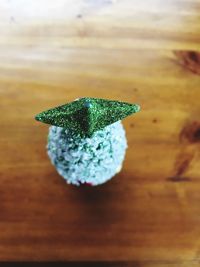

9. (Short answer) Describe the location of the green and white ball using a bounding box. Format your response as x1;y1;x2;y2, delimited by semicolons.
47;121;127;186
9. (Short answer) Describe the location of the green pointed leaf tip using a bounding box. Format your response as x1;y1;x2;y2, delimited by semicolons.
35;97;141;137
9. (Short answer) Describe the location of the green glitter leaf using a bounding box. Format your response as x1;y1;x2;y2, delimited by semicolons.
35;97;140;137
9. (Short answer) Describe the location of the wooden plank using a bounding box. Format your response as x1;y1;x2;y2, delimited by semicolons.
0;0;200;264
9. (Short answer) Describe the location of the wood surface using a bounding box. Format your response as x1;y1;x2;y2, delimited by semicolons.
1;0;200;265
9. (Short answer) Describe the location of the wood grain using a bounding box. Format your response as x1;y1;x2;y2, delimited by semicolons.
1;0;200;264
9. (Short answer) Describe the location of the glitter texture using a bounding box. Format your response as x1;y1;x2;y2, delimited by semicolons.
35;97;140;137
47;121;127;186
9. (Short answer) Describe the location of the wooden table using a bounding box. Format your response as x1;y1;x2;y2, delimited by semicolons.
1;0;200;265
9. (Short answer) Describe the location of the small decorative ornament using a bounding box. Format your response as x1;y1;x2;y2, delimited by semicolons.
35;97;140;186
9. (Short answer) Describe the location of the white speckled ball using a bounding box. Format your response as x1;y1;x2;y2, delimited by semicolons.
47;121;127;186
